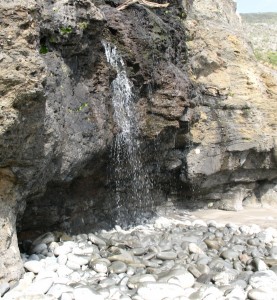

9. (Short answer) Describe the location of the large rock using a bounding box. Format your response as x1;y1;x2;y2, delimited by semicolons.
178;0;277;209
0;0;44;284
0;0;106;283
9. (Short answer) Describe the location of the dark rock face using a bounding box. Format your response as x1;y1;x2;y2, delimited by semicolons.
0;0;276;284
18;0;190;235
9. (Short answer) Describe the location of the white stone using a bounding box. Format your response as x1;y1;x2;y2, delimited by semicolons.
54;243;74;256
108;250;135;264
264;228;277;243
120;296;132;300
47;284;73;298
88;233;106;247
57;265;73;277
58;254;68;265
91;261;109;273
192;219;207;227
0;283;10;297
2;273;35;299
36;270;57;281
249;224;261;234
69;272;81;282
73;286;105;300
67;253;90;265
98;288;110;299
132;296;144;300
137;282;186;300
254;258;268;271
188;243;204;254
66;260;80;271
48;242;59;253
239;225;251;235
60;293;74;300
45;262;59;272
73;246;96;255
195;148;201;154
156;251;177;260
53;277;70;285
248;288;276;300
182;287;196;298
249;270;277;289
158;269;195;289
44;256;57;264
213;270;239;286
99;278;116;288
24;260;44;274
127;274;156;289
225;287;246;300
226;222;239;231
81;265;88;271
107;286;122;300
26;278;54;294
189;285;224;300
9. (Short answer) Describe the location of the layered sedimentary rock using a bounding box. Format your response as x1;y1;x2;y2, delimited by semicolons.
182;0;277;210
0;0;276;284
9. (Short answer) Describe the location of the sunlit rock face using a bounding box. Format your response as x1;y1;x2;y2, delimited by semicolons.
180;0;277;210
0;0;109;284
0;0;276;284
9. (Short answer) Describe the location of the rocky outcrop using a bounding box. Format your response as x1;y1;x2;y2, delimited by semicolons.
0;0;44;284
0;0;189;283
180;0;277;209
0;0;109;284
0;0;276;284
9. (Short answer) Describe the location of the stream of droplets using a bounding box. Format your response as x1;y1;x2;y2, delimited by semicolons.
103;41;152;226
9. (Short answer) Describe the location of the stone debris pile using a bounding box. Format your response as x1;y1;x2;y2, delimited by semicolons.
2;216;277;300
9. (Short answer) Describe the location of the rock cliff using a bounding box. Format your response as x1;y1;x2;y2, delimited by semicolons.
182;0;277;210
0;0;276;284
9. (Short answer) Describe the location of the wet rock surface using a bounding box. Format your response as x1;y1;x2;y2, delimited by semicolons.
4;214;277;299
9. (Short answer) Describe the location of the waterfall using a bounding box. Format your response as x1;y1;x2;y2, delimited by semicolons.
103;41;152;226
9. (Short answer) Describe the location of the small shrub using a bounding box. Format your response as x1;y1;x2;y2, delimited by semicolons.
60;27;72;35
77;102;88;111
78;22;89;30
39;45;48;54
49;36;56;43
254;50;263;61
267;52;277;66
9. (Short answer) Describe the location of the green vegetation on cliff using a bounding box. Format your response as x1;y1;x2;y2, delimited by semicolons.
241;12;277;24
241;13;277;66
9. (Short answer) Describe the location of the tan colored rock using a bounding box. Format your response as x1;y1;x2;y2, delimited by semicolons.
182;0;277;209
0;168;23;284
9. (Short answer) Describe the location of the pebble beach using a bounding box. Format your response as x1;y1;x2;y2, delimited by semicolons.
2;209;277;300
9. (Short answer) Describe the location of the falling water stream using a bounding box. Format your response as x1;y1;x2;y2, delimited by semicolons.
103;42;152;226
